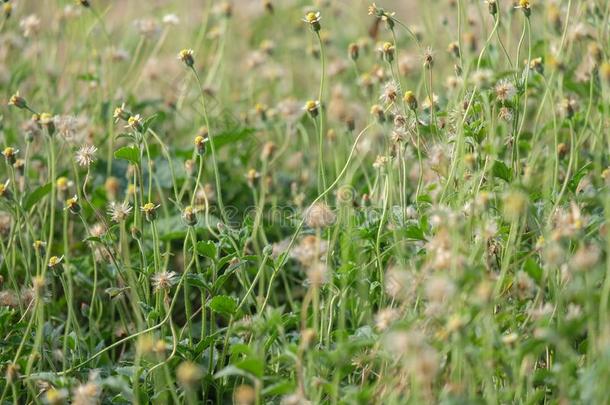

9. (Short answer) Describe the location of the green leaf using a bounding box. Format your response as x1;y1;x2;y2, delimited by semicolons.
403;225;425;241
24;183;52;211
524;257;543;284
211;128;255;149
492;160;512;182
208;295;237;316
114;146;140;165
196;240;217;258
235;357;264;379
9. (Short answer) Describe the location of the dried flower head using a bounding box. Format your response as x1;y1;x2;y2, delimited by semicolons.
107;201;132;222
75;145;98;167
304;202;335;228
152;271;179;291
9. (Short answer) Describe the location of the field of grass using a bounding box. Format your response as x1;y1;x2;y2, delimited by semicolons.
1;0;610;403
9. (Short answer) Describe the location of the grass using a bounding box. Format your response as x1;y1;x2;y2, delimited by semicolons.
1;0;610;403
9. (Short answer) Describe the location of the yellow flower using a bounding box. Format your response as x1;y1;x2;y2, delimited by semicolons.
178;49;195;67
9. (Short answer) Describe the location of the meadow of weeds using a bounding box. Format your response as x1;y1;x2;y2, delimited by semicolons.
0;0;610;403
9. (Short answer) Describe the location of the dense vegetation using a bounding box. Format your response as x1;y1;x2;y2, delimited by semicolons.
1;0;610;403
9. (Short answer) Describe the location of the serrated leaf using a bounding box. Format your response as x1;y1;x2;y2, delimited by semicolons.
114;146;140;165
492;160;512;182
24;182;52;211
196;240;217;258
208;295;237;316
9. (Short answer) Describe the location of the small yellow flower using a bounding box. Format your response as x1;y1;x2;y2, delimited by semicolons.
7;91;26;109
516;0;531;16
113;103;131;122
178;49;195;67
141;202;160;221
2;147;19;164
65;195;80;214
302;11;321;32
0;180;11;199
304;100;320;117
126;114;144;131
48;255;64;269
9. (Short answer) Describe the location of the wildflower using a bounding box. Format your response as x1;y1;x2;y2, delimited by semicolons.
485;0;497;16
48;255;64;270
403;90;418;111
0;180;11;200
75;145;97;167
375;308;399;331
246;169;260;187
498;106;513;122
447;42;460;58
368;3;395;29
178;49;195;67
502;190;528;221
20;14;41;37
176;361;203;388
107;201;132;222
560;96;578;119
65;195;80;214
306;262;329;287
126;114;143;131
516;0;531;17
33;240;46;256
304;100;320;118
141;202;160;222
254;103;268;121
304;202;335;228
529;57;544;74
151;271;179;291
39;113;56;135
72;381;100;405
3;2;12;18
194;134;206;155
380;42;395;62
261;141;276;161
8;91;27;109
302;11;321;32
44;388;68;405
373;155;389;170
348;43;359;61
113;103;131;122
182;206;197;226
2;147;18;165
162;14;180;26
380;81;399;105
423;47;434;69
495;79;517;102
234;385;256;405
369;104;384;123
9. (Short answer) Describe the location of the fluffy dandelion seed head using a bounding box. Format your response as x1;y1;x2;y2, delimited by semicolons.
75;145;98;167
176;361;203;387
72;382;100;405
151;271;179;292
495;79;517;102
234;385;256;405
304;202;335;228
107;201;132;222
